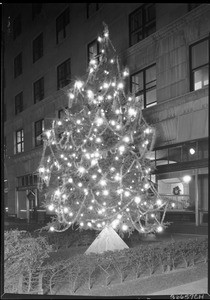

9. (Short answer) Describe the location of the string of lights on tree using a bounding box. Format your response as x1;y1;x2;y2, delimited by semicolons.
38;24;169;235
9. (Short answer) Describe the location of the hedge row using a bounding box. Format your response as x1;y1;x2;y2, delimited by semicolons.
41;237;208;294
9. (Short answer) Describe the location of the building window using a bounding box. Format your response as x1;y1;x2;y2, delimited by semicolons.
129;3;156;47
56;7;70;44
14;53;22;78
15;92;23;115
13;14;21;40
33;33;43;63
131;64;156;109
4;103;6;122
190;37;209;91
188;3;201;11
15;129;24;153
87;39;102;63
35;119;44;147
57;58;71;90
34;77;44;103
32;3;42;19
17;174;38;187
4;136;7;158
87;3;102;18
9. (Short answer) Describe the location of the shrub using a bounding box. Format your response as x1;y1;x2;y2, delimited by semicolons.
4;229;52;294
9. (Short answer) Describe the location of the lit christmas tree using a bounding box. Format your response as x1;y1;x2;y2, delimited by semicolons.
38;25;168;240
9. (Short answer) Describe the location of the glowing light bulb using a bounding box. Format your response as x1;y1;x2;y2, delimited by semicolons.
87;90;94;98
57;121;62;126
98;36;102;42
110;120;116;126
96;137;102;143
111;82;116;87
100;180;106;186
144;183;150;189
119;145;125;153
48;204;54;211
123;136;130;143
78;182;83;187
124;191;130;197
89;206;93;210
156;199;162;206
98;95;103;101
103;82;109;89
96;117;103;126
55;190;61;196
117;82;124;89
183;175;191;183
110;59;114;63
78;166;86;174
76;119;81;124
122;224;128;231
128;97;132;101
87;222;92;227
157;226;163;232
64;207;69;213
134;196;141;204
74;81;83;89
189;148;195;155
92;174;97;179
68;178;73;183
112;219;119;228
69;93;75;99
50;226;55;232
123;69;129;77
90;59;97;65
103;190;109;196
116;124;121;130
46;130;51;138
80;222;84;227
39;167;45;173
151;213;155;218
128;108;137;117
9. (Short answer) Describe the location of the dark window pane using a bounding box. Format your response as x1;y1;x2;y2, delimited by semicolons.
34;77;44;103
129;4;156;46
14;53;22;78
87;3;101;18
35;119;44;146
32;3;42;19
192;40;208;69
33;33;43;63
15;92;23;115
168;147;182;164
57;58;71;89
13;14;21;40
156;148;168;165
56;7;70;44
198;139;208;159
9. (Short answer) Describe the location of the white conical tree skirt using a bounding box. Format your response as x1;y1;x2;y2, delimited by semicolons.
85;225;129;255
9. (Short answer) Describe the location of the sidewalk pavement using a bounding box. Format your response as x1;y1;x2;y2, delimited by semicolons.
147;278;208;295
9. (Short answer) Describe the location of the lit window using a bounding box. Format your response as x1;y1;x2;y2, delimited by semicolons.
131;64;156;109
35;119;44;147
190;37;209;91
15;129;24;153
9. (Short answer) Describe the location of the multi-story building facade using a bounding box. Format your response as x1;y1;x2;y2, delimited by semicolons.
2;3;209;233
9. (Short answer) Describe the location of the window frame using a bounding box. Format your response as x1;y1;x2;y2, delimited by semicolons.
56;7;70;44
33;33;43;63
13;14;21;40
15;91;23;115
130;63;157;109
32;3;42;20
86;3;102;19
57;58;71;90
34;77;44;103
87;39;101;64
14;52;22;78
189;36;210;92
15;128;24;154
129;3;156;47
34;119;44;147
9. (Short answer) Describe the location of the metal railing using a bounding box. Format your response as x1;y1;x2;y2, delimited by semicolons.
159;194;192;211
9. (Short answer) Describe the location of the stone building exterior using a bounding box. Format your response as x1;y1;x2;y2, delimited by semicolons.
2;3;209;233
